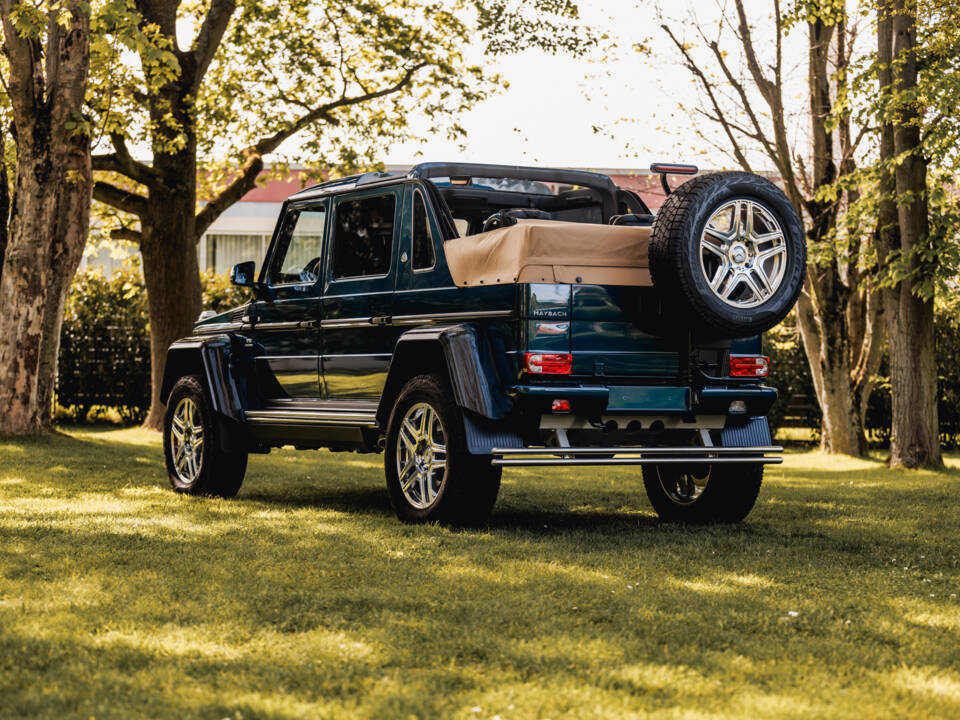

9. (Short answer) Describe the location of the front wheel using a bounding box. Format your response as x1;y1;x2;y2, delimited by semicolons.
163;375;247;498
642;462;763;523
384;374;501;526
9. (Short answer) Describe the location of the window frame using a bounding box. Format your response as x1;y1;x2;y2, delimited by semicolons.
328;190;399;282
264;199;329;289
411;187;437;274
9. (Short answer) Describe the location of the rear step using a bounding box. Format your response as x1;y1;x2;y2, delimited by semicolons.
490;445;782;467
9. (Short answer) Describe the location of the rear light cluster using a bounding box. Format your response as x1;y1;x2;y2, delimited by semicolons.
524;352;572;375
729;355;770;377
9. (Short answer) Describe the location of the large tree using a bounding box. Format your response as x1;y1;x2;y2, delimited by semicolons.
90;0;592;429
0;0;93;435
661;0;882;455
872;0;952;467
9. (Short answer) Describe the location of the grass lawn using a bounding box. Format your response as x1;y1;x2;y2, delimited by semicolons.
1;428;959;720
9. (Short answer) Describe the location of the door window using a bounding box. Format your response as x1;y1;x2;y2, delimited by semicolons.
412;190;436;272
331;194;396;279
267;205;327;286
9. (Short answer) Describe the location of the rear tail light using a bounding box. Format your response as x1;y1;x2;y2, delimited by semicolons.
551;398;571;412
729;355;770;377
525;352;572;375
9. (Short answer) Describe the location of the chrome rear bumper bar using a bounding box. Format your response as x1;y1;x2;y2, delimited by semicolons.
490;445;783;467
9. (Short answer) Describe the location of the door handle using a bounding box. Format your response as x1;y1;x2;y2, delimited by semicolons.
370;315;393;326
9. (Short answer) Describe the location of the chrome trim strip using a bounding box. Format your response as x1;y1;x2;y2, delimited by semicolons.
391;309;514;326
319;310;512;329
245;409;377;427
492;457;782;466
493;445;782;456
194;322;243;334
252;321;314;331
320;318;373;329
490;444;782;467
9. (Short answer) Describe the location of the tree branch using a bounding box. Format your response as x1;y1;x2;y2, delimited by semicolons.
110;227;143;243
93;181;148;217
194;62;431;237
189;0;236;92
92;133;162;189
732;0;806;215
0;2;42;115
661;24;753;173
194;154;263;239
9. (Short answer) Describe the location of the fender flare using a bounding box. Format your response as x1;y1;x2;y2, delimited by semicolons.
376;323;514;428
160;335;244;423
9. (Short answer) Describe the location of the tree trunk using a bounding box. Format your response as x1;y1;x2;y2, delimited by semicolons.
0;130;9;281
0;2;92;435
796;282;867;455
877;3;942;468
139;177;203;430
36;155;92;427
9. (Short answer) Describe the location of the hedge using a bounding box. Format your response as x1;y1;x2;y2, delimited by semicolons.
56;264;248;424
764;309;960;449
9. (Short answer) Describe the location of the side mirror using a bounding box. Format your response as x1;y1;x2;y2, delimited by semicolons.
230;261;256;287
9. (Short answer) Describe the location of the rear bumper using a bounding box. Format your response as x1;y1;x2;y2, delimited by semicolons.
491;444;782;467
512;383;777;416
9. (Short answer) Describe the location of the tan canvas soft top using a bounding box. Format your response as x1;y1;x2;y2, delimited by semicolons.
442;219;651;287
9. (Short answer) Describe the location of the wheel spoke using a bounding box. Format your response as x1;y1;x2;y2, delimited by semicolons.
757;244;786;263
752;230;784;245
742;272;765;302
172;414;186;432
402;418;420;442
417;471;428;504
701;236;727;259
751;265;774;296
399;426;417;454
709;263;729;291
744;203;755;235
703;226;732;244
718;271;740;300
399;457;416;491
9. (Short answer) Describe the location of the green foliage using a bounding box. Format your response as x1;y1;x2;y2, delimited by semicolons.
200;269;251;314
2;429;960;717
57;263;150;424
56;265;251;423
764;309;960;449
763;316;821;439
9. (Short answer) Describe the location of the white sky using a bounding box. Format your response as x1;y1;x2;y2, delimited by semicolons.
380;0;814;172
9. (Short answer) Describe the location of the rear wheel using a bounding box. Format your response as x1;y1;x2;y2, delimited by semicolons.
384;374;501;526
642;462;763;523
163;375;247;498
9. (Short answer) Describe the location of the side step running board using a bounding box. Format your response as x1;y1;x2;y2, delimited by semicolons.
490;445;783;467
245;409;377;427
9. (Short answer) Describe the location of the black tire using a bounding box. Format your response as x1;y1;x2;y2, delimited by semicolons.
649;172;805;337
163;375;247;498
384;374;501;526
642;462;763;523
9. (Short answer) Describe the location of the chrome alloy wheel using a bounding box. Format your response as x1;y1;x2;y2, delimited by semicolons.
395;402;447;509
170;397;204;484
699;199;787;308
657;466;711;506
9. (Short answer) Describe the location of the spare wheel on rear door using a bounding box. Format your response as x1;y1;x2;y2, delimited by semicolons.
648;171;805;337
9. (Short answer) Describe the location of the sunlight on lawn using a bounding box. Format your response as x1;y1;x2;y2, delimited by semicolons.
0;428;958;719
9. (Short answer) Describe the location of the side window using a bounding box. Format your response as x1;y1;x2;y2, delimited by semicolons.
267;205;326;286
332;194;396;279
412;190;436;272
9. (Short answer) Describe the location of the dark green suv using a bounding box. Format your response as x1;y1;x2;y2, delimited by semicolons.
160;162;805;525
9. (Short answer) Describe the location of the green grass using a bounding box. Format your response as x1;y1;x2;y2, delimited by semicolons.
1;429;959;720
